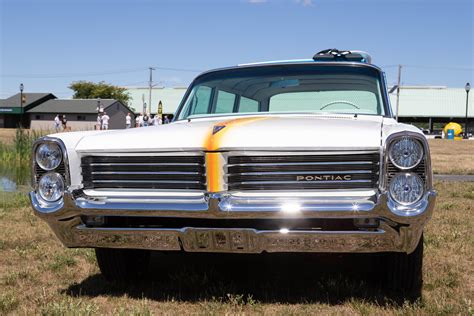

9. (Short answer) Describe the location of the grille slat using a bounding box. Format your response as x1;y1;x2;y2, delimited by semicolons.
227;153;380;191
81;155;205;190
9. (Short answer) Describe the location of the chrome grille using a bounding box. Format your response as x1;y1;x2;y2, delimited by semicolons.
34;163;66;186
227;152;380;190
81;155;205;190
387;160;426;183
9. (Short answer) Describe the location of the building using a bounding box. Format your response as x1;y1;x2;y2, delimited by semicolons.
124;87;186;117
0;93;56;128
388;86;474;132
27;99;134;130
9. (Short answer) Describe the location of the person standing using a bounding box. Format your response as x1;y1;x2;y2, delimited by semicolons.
96;114;102;130
148;114;153;126
143;112;149;127
54;114;61;132
125;113;132;129
153;114;162;126
61;115;68;131
138;113;144;127
101;111;110;130
164;115;170;124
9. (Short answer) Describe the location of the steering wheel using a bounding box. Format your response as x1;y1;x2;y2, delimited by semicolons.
319;100;360;110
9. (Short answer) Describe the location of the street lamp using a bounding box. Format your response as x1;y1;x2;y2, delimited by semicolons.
465;82;471;139
19;83;24;127
96;98;103;130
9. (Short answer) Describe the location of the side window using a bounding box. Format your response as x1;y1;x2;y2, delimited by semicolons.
239;97;259;113
215;90;236;113
190;86;212;116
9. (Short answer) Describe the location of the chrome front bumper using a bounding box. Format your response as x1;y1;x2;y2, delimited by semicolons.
30;190;436;254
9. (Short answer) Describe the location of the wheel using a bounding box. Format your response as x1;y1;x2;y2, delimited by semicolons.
95;248;151;282
385;234;423;300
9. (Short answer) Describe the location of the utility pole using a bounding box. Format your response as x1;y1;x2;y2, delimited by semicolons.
395;65;402;121
148;67;155;114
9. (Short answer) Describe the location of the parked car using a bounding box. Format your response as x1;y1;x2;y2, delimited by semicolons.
30;49;435;298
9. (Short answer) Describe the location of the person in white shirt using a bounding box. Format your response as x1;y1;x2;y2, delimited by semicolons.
148;114;153;126
96;114;102;130
54;114;61;132
125;113;132;129
101;112;110;130
153;114;161;126
138;113;144;127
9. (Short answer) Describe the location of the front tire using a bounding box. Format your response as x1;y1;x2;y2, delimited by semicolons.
95;248;151;282
385;234;423;300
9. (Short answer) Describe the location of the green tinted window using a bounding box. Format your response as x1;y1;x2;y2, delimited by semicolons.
215;90;235;113
270;91;380;114
189;86;212;116
239;97;259;113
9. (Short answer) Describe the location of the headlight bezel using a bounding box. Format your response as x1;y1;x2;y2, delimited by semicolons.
35;142;63;171
388;136;424;170
384;132;432;208
32;137;69;202
388;172;425;205
37;172;65;202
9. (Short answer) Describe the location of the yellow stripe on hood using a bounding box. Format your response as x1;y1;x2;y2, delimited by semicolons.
204;116;269;192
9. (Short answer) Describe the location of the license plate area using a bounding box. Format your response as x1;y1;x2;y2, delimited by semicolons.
181;228;260;253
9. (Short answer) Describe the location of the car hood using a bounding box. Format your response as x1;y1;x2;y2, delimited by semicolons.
74;114;384;153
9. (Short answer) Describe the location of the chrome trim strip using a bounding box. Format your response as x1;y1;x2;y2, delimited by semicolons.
227;161;376;167
89;163;202;166
229;170;373;176
226;150;380;156
30;190;435;224
92;180;202;184
231;180;373;185
90;171;201;175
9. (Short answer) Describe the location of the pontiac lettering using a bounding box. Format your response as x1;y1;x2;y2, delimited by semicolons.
296;175;352;181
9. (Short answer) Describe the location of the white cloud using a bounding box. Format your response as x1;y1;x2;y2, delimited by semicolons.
247;0;268;4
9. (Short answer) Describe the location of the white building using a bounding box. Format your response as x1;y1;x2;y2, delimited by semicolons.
124;87;187;116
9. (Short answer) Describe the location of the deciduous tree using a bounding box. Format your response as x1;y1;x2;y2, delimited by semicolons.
69;81;131;105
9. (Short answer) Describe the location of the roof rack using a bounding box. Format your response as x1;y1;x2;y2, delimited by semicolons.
313;49;372;64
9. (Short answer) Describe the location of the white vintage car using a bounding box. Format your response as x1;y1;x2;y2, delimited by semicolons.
30;49;435;298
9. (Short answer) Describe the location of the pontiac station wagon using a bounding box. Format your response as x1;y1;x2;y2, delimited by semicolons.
30;49;435;298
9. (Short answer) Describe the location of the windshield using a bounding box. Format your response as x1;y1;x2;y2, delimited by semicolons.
176;64;387;120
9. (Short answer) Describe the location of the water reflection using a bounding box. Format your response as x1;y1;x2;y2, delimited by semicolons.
0;162;31;192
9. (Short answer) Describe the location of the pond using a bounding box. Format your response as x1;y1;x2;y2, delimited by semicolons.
0;162;31;193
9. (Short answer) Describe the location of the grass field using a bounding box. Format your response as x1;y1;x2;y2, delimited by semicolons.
0;181;473;314
429;139;474;175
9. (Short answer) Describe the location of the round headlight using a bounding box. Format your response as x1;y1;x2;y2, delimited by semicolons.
38;172;64;202
389;173;424;205
35;143;62;170
389;137;423;169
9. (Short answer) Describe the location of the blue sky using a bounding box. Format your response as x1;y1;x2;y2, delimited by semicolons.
0;0;472;98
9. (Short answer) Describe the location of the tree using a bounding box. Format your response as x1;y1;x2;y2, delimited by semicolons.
69;81;131;105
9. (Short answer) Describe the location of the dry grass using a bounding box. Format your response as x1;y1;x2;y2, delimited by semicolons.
0;182;473;314
428;139;474;175
0;129;17;145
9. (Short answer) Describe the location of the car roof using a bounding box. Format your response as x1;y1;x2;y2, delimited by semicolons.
194;60;383;81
